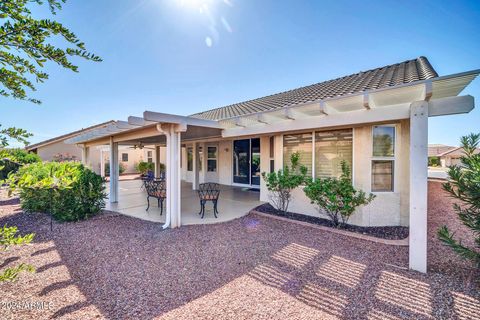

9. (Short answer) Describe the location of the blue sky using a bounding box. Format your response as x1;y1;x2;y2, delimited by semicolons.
1;0;479;147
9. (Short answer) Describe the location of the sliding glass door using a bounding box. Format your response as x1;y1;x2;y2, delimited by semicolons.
233;138;260;187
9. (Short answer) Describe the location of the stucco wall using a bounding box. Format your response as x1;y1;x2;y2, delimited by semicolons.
259;122;410;227
37;141;82;162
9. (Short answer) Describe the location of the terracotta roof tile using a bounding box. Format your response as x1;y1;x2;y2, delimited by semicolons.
191;56;438;121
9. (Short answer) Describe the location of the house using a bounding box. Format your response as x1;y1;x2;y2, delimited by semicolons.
436;146;480;167
65;56;479;273
26;121;150;176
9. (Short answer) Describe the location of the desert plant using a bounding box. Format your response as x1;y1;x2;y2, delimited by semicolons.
261;152;308;213
6;161;106;222
438;133;480;268
0;224;35;282
304;162;375;228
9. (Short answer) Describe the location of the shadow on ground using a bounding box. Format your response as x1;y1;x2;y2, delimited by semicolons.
0;182;479;319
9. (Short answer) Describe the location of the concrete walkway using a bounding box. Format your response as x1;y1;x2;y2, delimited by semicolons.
105;180;263;225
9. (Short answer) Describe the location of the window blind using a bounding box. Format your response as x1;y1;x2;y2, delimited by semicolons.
315;129;353;178
283;133;312;176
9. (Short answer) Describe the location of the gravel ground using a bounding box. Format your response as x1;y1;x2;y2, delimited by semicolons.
253;203;409;240
0;182;479;320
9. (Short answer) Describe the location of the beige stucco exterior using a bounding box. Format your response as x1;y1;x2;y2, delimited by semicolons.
179;120;410;227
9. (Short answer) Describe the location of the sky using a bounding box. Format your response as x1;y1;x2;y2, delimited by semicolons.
1;0;479;147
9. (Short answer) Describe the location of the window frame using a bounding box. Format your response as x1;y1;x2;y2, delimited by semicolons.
121;153;128;162
147;150;153;163
187;147;193;172
206;146;217;172
371;124;397;193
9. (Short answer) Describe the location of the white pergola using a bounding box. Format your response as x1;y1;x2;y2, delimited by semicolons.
65;69;479;273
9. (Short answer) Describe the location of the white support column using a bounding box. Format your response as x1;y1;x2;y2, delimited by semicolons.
81;145;90;167
100;150;106;177
159;123;185;229
199;142;206;183
192;142;199;190
109;137;119;203
155;145;161;177
409;101;429;273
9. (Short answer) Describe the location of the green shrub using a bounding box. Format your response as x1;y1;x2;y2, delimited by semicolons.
261;152;308;213
104;162;126;176
428;156;441;167
135;161;156;175
6;162;106;222
303;162;375;228
0;148;41;180
438;133;480;268
0;225;35;282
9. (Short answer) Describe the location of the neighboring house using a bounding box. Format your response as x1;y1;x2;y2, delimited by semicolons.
26;122;147;175
428;144;455;158
436;146;480;167
65;56;479;272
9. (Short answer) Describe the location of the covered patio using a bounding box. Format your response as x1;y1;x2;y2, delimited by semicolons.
105;180;262;225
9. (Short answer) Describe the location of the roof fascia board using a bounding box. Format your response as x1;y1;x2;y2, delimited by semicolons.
218;69;479;123
143;111;222;129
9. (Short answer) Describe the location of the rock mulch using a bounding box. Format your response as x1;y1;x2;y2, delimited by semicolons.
0;182;479;319
253;203;409;240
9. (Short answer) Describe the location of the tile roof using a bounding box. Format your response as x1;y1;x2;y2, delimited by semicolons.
191;56;438;121
26;120;115;150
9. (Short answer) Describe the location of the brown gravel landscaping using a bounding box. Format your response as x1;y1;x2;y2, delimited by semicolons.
1;181;479;319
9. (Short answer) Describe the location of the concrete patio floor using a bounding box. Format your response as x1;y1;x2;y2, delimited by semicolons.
105;180;263;225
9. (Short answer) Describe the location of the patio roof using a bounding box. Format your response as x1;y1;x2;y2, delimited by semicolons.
65;57;479;146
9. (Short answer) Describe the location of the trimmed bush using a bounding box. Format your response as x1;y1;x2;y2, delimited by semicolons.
7;162;106;222
0;148;41;180
303;162;375;228
104;162;126;176
135;161;156;175
428;156;441;167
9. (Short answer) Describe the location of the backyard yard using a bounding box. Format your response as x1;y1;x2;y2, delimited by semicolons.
0;181;478;320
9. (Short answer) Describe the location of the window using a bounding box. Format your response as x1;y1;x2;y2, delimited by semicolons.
207;146;217;172
269;136;275;173
371;125;395;191
283;133;312;176
315;129;352;178
198;146;203;171
147;151;153;163
187;147;193;171
121;153;128;162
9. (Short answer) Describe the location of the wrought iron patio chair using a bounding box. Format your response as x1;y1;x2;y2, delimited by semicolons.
141;170;155;190
145;179;166;214
197;182;220;219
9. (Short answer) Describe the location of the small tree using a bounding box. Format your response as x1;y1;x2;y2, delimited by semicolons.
261;152;307;213
438;133;480;268
303;162;375;228
0;224;35;282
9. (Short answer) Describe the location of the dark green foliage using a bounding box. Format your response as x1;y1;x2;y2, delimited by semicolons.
104;162;126;176
303;162;375;228
0;148;41;179
0;125;32;147
428;156;441;167
135;161;157;175
7;161;106;221
438;133;480;268
0;0;101;147
0;0;102;104
0;224;35;282
261;152;308;213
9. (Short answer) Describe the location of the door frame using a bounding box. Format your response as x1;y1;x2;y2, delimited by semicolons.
232;138;261;189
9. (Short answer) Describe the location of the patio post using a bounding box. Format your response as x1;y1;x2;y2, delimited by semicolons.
158;123;186;229
409;101;428;273
109;136;119;203
192;141;199;190
199;142;206;183
155;145;161;177
100;149;105;177
81;144;90;167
